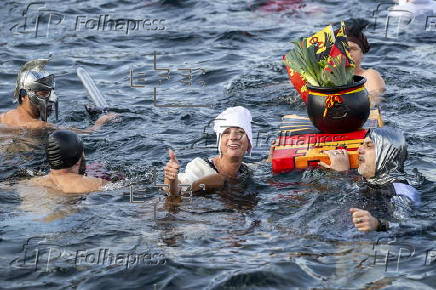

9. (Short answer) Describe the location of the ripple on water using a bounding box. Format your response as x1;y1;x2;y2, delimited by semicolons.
0;0;435;288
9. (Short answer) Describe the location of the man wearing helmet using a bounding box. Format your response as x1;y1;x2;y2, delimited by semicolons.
0;59;116;131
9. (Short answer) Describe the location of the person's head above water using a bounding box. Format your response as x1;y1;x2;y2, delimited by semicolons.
343;18;371;69
46;130;86;175
14;59;58;122
213;106;253;157
345;18;370;54
358;127;408;184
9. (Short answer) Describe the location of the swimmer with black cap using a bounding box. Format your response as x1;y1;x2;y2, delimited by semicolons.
344;19;386;107
0;59;117;131
31;130;107;194
320;127;420;232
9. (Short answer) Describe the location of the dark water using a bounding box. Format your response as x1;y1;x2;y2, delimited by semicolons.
1;0;435;289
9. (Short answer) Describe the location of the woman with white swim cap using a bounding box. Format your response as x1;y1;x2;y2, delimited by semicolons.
163;106;253;196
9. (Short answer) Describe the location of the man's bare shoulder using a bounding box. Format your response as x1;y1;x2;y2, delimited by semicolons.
29;175;58;190
80;175;105;188
28;174;104;194
0;109;55;129
31;176;47;185
0;110;12;123
63;175;104;194
363;68;386;96
363;68;383;78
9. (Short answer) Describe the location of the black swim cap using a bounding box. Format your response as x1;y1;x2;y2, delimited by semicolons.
46;130;84;169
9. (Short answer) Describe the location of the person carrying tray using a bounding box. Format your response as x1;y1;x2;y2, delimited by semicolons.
320;127;420;232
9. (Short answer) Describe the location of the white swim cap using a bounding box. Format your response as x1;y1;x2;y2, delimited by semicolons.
214;106;253;153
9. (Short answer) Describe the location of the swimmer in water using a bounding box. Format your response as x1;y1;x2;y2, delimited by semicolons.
163;106;253;196
345;19;386;107
0;59;117;131
31;130;107;194
319;127;420;232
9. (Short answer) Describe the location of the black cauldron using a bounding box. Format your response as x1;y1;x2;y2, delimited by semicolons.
306;75;370;133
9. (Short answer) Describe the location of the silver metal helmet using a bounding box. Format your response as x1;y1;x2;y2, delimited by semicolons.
14;59;58;122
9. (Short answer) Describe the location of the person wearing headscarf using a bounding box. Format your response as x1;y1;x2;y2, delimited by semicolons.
320;127;420;232
163;106;253;195
344;19;386;107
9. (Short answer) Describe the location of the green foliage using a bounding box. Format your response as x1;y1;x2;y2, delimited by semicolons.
283;40;354;87
321;56;355;87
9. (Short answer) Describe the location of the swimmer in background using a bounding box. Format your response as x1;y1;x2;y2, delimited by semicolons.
320;127;420;232
0;59;117;132
345;19;386;107
163;106;253;196
30;130;107;194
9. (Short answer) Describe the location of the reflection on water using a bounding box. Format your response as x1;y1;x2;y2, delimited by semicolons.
15;181;84;222
0;128;49;181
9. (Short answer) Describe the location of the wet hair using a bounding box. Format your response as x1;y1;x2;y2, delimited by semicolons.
46;130;84;170
344;18;371;54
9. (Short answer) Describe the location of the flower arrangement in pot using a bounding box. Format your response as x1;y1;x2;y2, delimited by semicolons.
283;22;370;133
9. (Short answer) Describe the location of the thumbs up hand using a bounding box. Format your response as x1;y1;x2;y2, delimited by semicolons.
164;149;180;181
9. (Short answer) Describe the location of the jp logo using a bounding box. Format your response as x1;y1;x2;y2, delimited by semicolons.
10;236;67;272
9;2;64;38
372;236;416;272
372;1;436;38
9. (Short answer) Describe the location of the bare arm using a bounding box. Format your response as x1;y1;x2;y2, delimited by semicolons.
364;69;386;106
191;173;226;194
0;111;119;133
164;176;180;196
59;112;120;134
65;176;106;194
349;195;416;233
163;150;181;195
